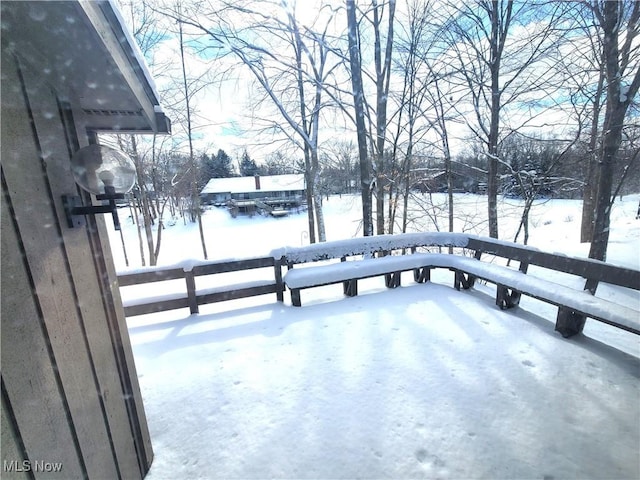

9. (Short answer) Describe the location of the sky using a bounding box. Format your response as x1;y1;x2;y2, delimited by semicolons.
113;193;640;479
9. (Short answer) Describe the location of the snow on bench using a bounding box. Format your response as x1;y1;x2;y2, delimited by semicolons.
276;232;470;307
275;233;639;338
284;253;441;306
284;253;436;289
442;255;639;335
272;231;469;264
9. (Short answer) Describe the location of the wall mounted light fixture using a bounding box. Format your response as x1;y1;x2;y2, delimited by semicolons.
62;144;136;231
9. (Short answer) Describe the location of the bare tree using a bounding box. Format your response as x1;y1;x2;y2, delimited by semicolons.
177;8;208;259
111;0;171;265
580;63;606;243
448;0;515;238
157;0;339;242
499;133;580;245
564;3;608;243
116;0;217;266
264;151;297;175
387;0;436;235
115;134;156;265
286;3;332;242
446;1;567;239
347;0;374;236
368;0;396;235
321;140;358;195
588;0;640;261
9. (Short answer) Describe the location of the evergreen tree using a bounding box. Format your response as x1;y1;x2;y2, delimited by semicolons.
202;149;235;179
201;152;213;178
217;149;234;177
239;149;259;176
212;149;234;178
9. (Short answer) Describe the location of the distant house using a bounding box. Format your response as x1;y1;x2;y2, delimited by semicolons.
201;174;306;216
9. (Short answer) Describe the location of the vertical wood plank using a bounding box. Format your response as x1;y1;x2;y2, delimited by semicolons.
75;129;154;476
274;258;284;302
1;181;84;478
185;270;199;314
24;63;146;478
92;227;154;476
1;381;33;480
2;52;119;479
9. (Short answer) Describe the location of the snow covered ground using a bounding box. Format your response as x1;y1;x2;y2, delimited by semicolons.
110;194;640;480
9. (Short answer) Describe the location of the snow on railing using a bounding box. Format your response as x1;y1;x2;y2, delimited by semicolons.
270;231;470;263
117;231;639;337
117;255;282;317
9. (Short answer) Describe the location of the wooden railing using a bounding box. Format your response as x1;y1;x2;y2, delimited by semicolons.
465;236;640;294
117;233;639;339
117;256;283;317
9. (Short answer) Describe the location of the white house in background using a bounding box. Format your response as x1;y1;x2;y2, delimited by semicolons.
201;174;306;216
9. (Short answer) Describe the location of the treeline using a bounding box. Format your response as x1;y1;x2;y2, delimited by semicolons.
199;133;640;201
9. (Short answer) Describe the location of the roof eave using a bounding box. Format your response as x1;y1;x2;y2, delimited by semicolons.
79;1;170;134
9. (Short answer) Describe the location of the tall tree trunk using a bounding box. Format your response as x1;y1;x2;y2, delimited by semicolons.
433;75;454;245
312;179;326;242
401;147;413;234
118;227;129;267
140;192;156;265
373;0;396;235
387;182;395;234
303;154;316;244
153;197;169;263
580;61;605;243
589;0;640;261
290;9;322;243
513;196;534;245
179;14;207;259
445;149;454;254
347;0;373;236
589;108;625;261
310;149;325;242
487;0;508;239
132;198;146;266
130;135;156;265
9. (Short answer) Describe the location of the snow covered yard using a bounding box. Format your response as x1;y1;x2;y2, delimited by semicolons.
130;278;639;479
115;194;640;479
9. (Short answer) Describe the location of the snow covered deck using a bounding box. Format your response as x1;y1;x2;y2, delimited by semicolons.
128;272;640;479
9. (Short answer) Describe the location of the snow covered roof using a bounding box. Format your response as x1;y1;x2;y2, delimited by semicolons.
201;174;305;194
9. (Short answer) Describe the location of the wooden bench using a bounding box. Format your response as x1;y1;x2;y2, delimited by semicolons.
285;253;441;306
275;233;639;338
440;253;638;336
462;235;640;337
275;232;469;307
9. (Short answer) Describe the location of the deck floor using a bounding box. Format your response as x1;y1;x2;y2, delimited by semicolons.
127;276;640;480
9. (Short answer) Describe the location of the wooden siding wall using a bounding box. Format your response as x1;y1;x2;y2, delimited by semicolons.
1;49;152;478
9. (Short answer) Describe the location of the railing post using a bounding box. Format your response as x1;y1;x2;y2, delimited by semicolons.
465;249;483;286
184;269;199;314
555;307;586;338
274;257;284;302
385;272;401;288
